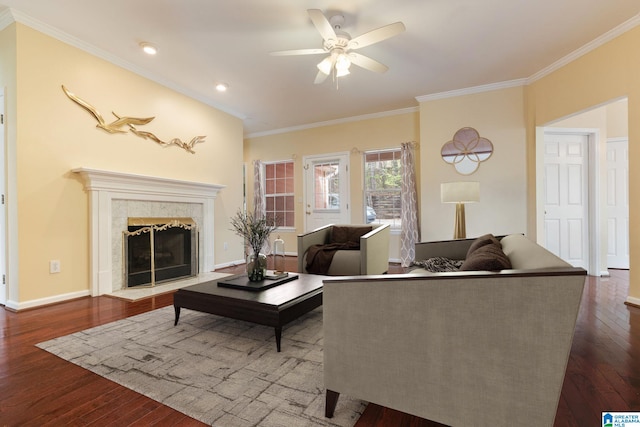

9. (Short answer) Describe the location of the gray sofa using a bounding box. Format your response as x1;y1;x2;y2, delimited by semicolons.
323;233;586;427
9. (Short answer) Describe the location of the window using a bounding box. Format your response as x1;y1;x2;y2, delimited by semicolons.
312;161;340;210
264;161;294;228
364;149;402;227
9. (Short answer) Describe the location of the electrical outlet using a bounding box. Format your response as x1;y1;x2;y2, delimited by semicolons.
224;242;229;251
50;260;61;274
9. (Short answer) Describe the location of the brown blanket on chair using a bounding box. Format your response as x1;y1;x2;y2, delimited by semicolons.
305;241;360;274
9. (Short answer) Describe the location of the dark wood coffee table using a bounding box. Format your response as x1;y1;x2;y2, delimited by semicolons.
173;272;325;352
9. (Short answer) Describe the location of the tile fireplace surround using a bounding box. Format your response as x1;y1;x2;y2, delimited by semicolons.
73;168;225;296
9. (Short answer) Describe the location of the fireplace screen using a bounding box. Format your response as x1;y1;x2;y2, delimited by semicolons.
124;217;198;288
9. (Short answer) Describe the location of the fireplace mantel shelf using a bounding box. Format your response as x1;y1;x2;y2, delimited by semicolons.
72;167;224;296
72;167;225;198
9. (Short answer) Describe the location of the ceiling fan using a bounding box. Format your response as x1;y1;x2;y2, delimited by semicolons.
270;9;405;84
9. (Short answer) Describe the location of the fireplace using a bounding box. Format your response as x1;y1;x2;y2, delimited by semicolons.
124;218;198;287
72;167;224;296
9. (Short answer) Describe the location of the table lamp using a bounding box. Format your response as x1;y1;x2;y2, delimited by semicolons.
441;181;480;239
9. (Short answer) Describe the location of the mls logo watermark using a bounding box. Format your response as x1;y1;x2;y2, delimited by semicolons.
603;412;640;427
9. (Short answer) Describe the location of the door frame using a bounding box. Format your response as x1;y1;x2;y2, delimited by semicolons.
302;152;350;232
0;89;4;305
605;136;630;269
537;127;601;276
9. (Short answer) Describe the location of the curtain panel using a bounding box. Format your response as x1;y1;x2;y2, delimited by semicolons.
400;142;420;267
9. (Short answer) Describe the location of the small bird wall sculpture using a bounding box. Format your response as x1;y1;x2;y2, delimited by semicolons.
61;85;205;153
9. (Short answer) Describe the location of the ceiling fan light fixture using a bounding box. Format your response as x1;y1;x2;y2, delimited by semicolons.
335;53;351;73
317;56;333;75
336;68;350;78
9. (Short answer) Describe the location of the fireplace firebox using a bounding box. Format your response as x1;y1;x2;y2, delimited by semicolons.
124;218;198;288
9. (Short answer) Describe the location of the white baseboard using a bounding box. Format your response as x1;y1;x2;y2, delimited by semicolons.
213;259;246;270
600;270;611;277
5;290;91;311
625;296;640;308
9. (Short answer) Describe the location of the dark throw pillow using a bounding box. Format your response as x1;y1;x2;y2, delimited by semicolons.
460;241;512;271
465;233;501;258
330;226;373;244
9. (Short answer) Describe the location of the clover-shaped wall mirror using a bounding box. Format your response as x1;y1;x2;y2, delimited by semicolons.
441;127;493;175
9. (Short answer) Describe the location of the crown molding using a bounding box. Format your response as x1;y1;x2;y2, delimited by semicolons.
528;13;640;83
245;106;419;139
416;79;527;103
0;8;15;31
5;8;245;120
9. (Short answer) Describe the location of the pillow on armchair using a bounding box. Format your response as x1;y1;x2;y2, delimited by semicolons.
330;226;372;245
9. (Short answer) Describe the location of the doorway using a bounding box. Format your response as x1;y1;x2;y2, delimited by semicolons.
538;98;629;276
303;152;350;232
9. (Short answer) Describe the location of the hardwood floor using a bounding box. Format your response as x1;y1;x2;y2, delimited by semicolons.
0;262;638;426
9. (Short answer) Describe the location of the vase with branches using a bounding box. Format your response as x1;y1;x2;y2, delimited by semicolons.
230;210;278;281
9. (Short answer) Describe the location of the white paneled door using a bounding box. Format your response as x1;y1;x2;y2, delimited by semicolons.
543;133;589;269
606;138;629;269
303;153;350;232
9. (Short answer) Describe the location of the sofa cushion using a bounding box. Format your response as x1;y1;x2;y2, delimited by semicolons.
330;226;372;244
460;234;512;271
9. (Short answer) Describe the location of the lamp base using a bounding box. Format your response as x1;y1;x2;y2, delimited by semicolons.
453;203;466;239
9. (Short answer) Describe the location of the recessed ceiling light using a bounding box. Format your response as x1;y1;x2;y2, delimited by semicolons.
140;42;157;55
215;83;229;92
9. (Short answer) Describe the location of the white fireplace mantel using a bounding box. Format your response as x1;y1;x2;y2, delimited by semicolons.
73;167;225;296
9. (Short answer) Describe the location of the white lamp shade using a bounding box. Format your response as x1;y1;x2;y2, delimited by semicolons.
317;57;333;75
441;181;480;203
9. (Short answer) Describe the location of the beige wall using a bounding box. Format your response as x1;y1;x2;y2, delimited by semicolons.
244;111;420;260
607;99;629;138
526;26;640;303
419;86;528;241
4;24;245;307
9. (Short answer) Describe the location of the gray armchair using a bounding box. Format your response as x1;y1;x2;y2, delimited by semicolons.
297;223;390;276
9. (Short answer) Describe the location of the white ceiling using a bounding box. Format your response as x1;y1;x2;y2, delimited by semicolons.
1;1;638;136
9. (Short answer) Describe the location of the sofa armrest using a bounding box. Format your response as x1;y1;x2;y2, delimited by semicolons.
323;270;585;426
360;224;390;274
296;224;332;272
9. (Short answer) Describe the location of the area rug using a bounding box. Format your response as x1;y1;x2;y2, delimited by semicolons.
36;307;365;426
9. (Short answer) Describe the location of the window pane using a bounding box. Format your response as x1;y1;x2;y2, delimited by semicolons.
265;163;275;179
265;178;275;194
285;212;294;227
285;195;294;211
313;161;339;209
364;149;402;227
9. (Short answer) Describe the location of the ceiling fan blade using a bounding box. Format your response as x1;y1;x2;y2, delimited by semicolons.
348;22;405;50
270;48;327;56
314;70;329;84
349;53;389;73
307;9;337;43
